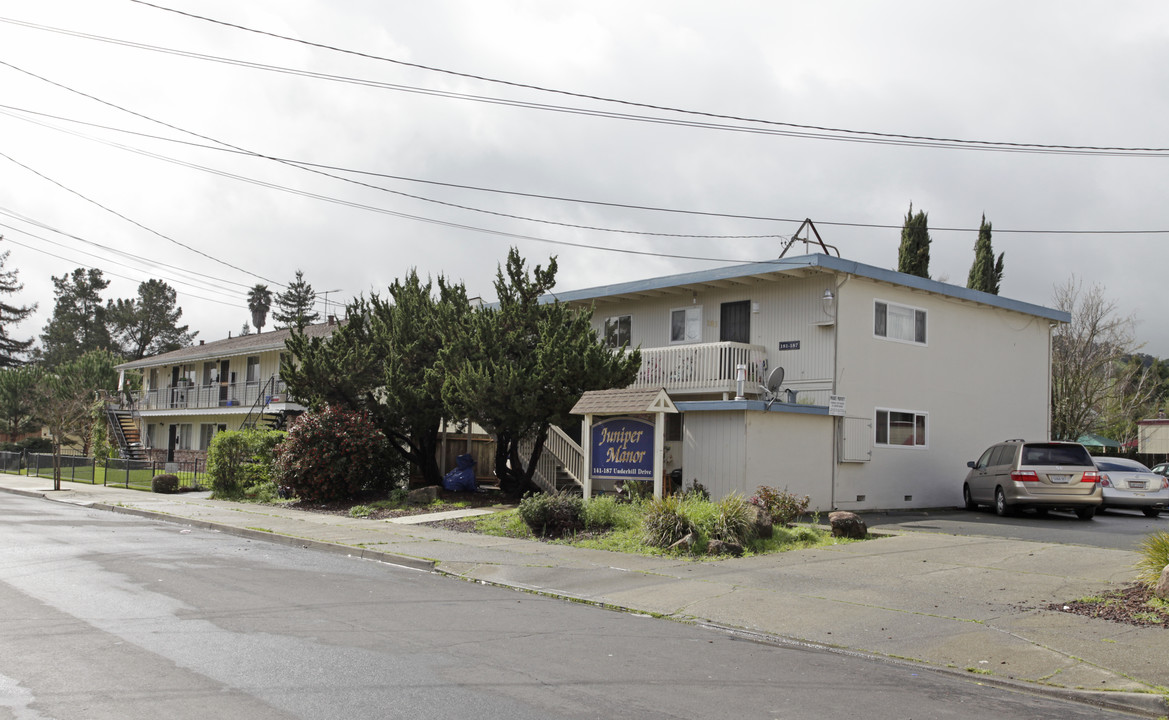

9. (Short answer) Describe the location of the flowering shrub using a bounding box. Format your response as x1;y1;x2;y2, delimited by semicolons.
273;405;388;503
749;485;810;526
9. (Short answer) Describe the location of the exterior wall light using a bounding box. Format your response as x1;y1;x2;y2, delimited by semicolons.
822;288;836;317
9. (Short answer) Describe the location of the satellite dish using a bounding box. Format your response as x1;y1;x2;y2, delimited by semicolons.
765;366;785;394
760;366;785;409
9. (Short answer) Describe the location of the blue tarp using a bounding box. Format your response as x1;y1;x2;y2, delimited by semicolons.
442;453;478;492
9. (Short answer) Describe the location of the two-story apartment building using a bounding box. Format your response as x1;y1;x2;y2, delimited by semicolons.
113;321;337;463
549;253;1068;511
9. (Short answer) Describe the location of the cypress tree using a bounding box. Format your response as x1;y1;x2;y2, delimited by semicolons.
897;204;931;279
966;214;1005;294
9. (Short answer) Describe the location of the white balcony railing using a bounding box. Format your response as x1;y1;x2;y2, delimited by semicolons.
630;342;767;395
129;377;293;411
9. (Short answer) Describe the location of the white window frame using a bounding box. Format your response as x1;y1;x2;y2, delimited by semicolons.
246;356;261;384
874;407;928;449
603;315;632;349
669;306;703;344
199;423;218;450
874;299;927;346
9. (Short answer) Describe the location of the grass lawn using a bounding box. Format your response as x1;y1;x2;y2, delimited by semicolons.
469;497;861;559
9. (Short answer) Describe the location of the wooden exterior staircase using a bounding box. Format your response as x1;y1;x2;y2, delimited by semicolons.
520;425;585;495
105;407;148;461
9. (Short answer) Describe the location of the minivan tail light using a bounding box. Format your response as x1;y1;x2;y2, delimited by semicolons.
1011;470;1039;482
1081;470;1101;484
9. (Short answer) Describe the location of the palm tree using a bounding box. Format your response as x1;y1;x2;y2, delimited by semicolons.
247;284;273;333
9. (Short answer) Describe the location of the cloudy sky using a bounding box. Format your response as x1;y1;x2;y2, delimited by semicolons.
2;1;1168;354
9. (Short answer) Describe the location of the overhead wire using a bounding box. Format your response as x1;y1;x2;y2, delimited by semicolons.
4;102;1168;238
121;2;1169;157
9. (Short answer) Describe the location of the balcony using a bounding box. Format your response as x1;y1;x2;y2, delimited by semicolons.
629;342;767;396
128;376;295;412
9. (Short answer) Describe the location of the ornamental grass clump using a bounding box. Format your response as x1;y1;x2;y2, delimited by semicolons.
709;492;756;546
642;494;695;548
1135;531;1169;588
517;491;585;538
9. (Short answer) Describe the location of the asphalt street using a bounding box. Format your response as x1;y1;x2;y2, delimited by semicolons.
0;493;1147;720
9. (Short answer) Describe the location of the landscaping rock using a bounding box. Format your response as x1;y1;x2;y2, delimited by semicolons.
746;504;774;539
707;539;744;557
1155;565;1169;601
829;511;867;539
150;474;179;494
406;485;440;505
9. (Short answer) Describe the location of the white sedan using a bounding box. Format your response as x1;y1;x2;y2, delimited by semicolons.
1095;457;1169;517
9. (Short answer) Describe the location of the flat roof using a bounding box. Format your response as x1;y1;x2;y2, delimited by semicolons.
543;253;1070;323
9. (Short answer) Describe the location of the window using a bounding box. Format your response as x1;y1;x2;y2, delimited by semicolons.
603;315;631;349
670;306;703;344
202;362;219;386
874;301;926;344
199;424;218;450
875;409;927;448
246;356;260;384
178;424;193;450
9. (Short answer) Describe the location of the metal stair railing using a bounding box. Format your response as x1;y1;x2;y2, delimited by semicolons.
239;376;276;430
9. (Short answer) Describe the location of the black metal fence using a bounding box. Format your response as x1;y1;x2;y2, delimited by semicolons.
12;453;205;491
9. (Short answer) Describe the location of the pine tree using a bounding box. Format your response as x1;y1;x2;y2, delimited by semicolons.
39;268;113;368
897;204;931;279
108;279;195;360
273;270;320;329
0;246;35;368
966;214;1005;294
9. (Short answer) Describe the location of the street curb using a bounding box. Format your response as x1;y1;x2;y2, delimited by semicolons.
89;501;438;573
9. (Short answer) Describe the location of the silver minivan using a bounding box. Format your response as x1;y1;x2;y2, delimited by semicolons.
962;440;1102;519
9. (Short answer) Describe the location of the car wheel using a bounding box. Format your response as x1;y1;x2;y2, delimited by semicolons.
1143;507;1161;518
963;484;977;511
1075;506;1096;520
994;488;1011;517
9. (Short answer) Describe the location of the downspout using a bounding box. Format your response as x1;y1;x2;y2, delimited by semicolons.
1047;322;1055;441
829;274;850;512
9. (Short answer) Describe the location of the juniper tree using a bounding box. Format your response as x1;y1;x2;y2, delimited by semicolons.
0;246;35;368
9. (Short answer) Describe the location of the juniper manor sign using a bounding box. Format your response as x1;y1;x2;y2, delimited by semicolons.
590;417;655;479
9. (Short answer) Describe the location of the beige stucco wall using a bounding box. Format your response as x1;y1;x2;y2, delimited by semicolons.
831;275;1053;509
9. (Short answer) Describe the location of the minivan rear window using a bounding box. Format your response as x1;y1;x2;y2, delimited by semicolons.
1021;443;1093;466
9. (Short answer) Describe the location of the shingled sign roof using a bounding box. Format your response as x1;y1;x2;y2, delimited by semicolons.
570;388;677;416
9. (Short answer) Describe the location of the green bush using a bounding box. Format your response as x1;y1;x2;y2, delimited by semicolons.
583;495;624;531
207;428;286;498
642;494;695;548
273;405;389;503
517;491;584;537
150;473;179;494
1135;531;1169;587
749;485;810;525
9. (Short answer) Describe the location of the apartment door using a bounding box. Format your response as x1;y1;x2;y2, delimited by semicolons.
720;301;751;379
219;360;230;405
167;424;178;463
720;300;751;343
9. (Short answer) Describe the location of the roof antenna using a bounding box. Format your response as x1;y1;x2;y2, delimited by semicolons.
779;218;841;258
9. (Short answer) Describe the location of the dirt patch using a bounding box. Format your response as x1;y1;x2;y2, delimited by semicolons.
1047;584;1169;629
290;490;509;521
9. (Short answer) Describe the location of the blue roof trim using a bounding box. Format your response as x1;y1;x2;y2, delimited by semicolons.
543;253;1070;323
674;400;829;415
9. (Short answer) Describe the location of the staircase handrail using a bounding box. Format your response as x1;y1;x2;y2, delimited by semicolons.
519;425;584;494
239;376;276;430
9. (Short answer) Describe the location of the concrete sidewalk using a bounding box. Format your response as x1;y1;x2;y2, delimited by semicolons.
2;473;1166;717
